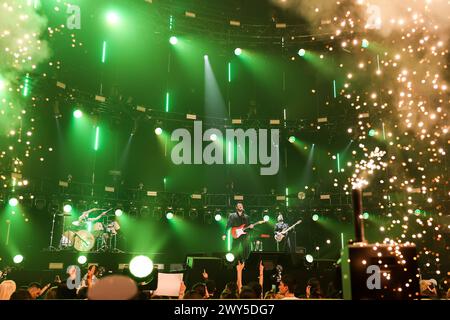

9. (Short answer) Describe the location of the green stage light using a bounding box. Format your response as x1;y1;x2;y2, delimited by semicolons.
298;49;306;57
9;198;18;207
129;256;154;278
73;109;83;118
166;212;174;220
312;214;319;221
362;212;370;219
115;209;123;217
225;253;235;262
155;127;163;135
214;214;222;221
234;48;242;56
288;136;296;143
13;255;24;264
63;204;72;213
0;78;5;91
263;215;270;222
362;39;369;48
106;11;120;26
204;55;208;60
169;36;178;45
305;254;314;263
77;255;87;264
368;129;376;137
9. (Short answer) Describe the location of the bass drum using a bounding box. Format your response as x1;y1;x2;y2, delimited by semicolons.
73;230;95;252
60;231;75;247
106;221;120;235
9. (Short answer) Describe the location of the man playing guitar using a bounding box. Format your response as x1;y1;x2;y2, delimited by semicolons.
222;202;254;262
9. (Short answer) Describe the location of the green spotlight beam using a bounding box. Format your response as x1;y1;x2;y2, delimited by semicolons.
228;62;231;83
94;126;100;151
337;153;341;172
165;92;170;112
22;75;30;97
227;141;232;163
102;41;107;64
333;80;337;98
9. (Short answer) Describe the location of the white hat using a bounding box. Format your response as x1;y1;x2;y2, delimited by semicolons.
429;279;437;286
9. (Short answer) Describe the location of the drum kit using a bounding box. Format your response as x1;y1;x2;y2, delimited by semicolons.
57;211;121;252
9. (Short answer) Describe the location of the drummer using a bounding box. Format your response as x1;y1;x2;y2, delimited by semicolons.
76;208;111;226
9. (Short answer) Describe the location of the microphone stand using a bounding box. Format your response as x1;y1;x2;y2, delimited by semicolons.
48;208;58;251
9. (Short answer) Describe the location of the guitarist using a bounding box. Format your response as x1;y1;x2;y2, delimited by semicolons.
274;214;292;253
222;202;253;262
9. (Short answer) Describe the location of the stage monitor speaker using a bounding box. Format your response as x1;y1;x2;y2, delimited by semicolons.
340;243;420;299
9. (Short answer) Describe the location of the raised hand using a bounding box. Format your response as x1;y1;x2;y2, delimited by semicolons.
202;269;208;279
178;281;186;299
236;261;245;272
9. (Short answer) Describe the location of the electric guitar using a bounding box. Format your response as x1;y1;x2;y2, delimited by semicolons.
274;219;302;242
231;220;266;239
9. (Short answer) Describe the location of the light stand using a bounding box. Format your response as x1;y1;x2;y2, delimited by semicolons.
47;208;58;251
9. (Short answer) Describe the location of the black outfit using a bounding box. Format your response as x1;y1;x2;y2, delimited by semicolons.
224;212;251;262
274;221;293;253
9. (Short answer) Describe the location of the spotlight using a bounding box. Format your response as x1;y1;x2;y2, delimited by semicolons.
169;36;178;45
312;214;319;221
234;48;242;56
115;209;123;217
73;109;83;118
263;215;270;222
204;55;208;60
166;212;174;220
368;129;376;137
189;208;198;220
204;211;213;224
288;136;296;143
129;256;154;278
63;204;72;213
305;254;314;263
13;255;24;264
361;39;369;48
0;78;5;91
362;212;370;219
9;198;18;207
77;255;87;264
214;214;222;221
298;49;306;57
225;253;235;262
154;127;163;135
210;133;217;141
106;11;120;26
